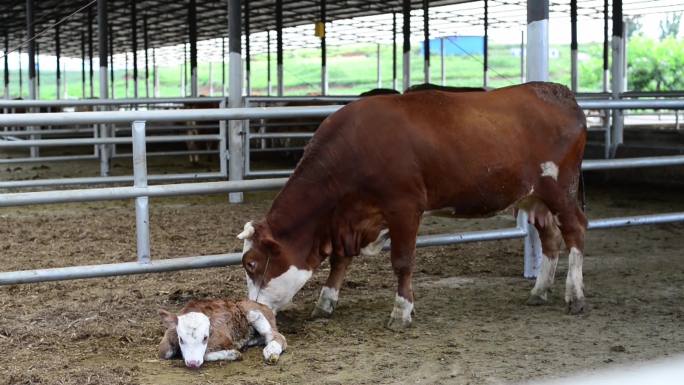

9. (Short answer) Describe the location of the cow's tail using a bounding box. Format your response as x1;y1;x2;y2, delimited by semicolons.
578;162;586;212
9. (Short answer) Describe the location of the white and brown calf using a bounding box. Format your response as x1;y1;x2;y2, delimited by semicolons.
158;298;286;369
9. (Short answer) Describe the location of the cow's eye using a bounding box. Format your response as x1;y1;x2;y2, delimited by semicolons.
203;336;208;344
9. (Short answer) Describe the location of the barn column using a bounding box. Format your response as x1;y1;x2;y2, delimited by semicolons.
221;37;226;96
98;0;108;99
88;8;94;98
392;12;397;90
144;12;149;98
18;48;22;98
245;0;251;96
602;0;609;92
109;24;114;98
189;0;198;97
526;0;548;82
228;0;244;203
98;0;110;176
3;32;8;99
611;0;624;156
55;25;61;99
81;31;86;98
131;0;139;98
440;37;445;85
125;52;129;97
153;48;159;97
423;0;429;83
570;0;578;92
320;0;328;95
26;0;36;100
267;31;272;95
36;44;40;98
522;0;549;278
276;0;284;96
402;0;410;90
376;44;381;88
483;0;488;88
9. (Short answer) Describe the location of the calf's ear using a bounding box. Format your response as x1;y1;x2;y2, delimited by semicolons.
158;309;178;328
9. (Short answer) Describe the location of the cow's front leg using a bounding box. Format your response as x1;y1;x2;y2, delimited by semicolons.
311;254;352;318
386;212;420;331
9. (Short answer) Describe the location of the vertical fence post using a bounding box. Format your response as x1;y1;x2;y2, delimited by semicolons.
219;98;228;178
132;120;151;264
518;210;542;278
99;108;110;177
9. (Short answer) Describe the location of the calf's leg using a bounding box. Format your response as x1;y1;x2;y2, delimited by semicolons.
247;310;287;364
204;349;242;362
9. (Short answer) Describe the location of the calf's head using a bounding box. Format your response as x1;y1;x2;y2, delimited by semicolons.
237;221;312;312
159;309;210;369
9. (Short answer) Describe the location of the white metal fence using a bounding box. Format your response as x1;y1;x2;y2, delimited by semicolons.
1;99;684;285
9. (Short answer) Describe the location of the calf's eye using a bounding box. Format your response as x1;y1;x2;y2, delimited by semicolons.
203;336;208;344
179;337;185;345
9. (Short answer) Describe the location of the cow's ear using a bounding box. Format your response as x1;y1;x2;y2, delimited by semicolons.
237;221;256;240
159;309;178;328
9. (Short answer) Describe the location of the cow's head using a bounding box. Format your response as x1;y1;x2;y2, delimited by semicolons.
159;309;210;369
237;221;312;312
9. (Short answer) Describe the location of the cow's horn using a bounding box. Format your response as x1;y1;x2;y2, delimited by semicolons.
237;221;255;240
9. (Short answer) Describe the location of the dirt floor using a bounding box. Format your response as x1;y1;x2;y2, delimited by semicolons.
2;158;684;385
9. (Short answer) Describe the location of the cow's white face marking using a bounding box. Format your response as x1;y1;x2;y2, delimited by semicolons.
390;294;414;324
176;312;210;368
540;161;559;181
565;247;584;302
237;221;255;253
247;266;313;312
360;229;389;256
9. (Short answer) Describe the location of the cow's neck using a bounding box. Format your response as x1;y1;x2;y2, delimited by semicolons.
266;171;340;269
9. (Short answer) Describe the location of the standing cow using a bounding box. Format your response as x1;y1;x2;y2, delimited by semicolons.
237;82;588;330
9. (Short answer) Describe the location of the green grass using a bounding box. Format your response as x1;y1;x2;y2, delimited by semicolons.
4;38;682;99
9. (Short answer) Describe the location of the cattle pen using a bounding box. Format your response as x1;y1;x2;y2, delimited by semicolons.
1;97;684;285
2;0;684;383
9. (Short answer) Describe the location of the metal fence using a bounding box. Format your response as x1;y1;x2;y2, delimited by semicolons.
1;99;684;285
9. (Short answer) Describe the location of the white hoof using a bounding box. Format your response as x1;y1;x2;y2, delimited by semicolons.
263;341;283;365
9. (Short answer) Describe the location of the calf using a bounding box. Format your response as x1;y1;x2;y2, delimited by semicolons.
158;298;287;368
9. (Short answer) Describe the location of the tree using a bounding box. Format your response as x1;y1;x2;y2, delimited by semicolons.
627;16;643;38
659;12;682;40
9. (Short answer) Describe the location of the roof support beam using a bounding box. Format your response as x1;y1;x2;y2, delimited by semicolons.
26;0;36;99
81;30;86;99
525;0;549;82
228;0;244;203
570;0;578;92
402;0;410;90
483;0;488;87
4;32;10;99
88;7;94;98
423;0;429;83
55;24;61;99
144;12;149;98
188;0;198;97
320;0;327;95
392;12;396;90
131;0;138;98
276;0;283;96
245;0;251;96
98;0;108;99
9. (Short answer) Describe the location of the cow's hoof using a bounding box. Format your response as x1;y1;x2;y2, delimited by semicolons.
567;298;586;315
265;354;280;365
386;315;412;331
526;293;548;306
311;305;334;319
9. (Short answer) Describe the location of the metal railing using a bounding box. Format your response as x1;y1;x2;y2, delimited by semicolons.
1;99;684;285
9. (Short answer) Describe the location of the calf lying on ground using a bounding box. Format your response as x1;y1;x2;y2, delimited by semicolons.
158;299;287;369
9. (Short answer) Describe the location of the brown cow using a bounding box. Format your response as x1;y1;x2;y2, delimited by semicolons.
404;82;487;93
237;82;588;329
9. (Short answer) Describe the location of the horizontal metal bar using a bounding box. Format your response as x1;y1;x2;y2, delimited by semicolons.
578;99;684;110
588;212;684;230
0;253;242;285
112;149;218;158
245;169;296;177
0;172;225;189
0;135;221;148
246;96;357;103
248;132;314;139
1;128;96;136
413;227;527;247
0;97;224;108
582;155;684;170
0;106;345;126
0;178;288;206
0;154;98;164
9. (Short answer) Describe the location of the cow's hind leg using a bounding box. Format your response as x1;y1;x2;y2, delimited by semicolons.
385;211;421;331
526;202;563;306
558;204;588;314
311;254;352;318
